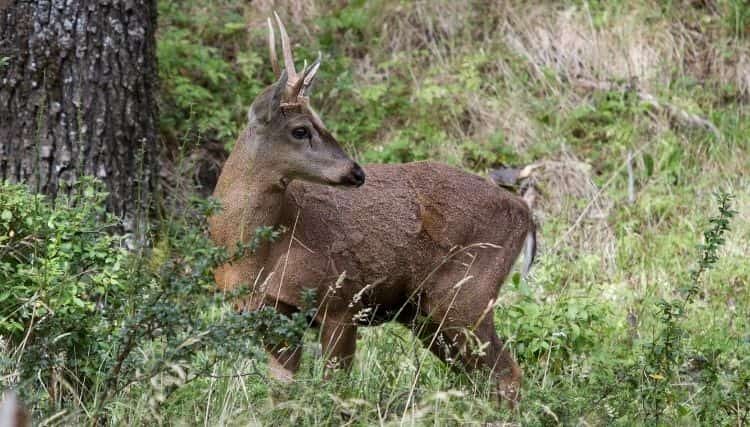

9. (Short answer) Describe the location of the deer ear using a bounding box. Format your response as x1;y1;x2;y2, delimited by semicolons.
267;70;288;123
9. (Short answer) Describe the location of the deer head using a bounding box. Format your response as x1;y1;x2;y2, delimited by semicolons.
245;13;365;189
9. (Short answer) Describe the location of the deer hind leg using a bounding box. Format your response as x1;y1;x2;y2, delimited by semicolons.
410;313;520;408
267;346;302;383
447;309;521;409
407;312;459;366
473;317;522;408
416;260;521;408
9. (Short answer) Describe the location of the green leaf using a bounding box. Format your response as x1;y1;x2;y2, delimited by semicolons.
511;272;521;286
664;147;682;172
643;153;654;178
1;210;12;221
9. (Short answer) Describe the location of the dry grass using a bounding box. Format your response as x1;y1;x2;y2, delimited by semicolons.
515;153;616;270
503;3;679;90
250;0;319;26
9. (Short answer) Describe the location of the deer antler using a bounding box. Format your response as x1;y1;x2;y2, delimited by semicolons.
274;12;297;82
267;12;322;109
267;18;280;77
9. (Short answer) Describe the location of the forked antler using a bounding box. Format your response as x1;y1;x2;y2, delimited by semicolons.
267;12;321;108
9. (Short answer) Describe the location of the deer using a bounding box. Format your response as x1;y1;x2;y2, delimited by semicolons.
208;13;536;407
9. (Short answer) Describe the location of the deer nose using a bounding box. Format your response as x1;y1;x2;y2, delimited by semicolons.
344;163;366;187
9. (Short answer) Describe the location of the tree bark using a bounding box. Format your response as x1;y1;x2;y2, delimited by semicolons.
0;0;158;223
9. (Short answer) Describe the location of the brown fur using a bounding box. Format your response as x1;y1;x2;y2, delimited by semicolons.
210;115;533;406
209;20;534;406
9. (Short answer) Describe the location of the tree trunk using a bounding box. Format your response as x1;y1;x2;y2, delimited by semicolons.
0;0;158;223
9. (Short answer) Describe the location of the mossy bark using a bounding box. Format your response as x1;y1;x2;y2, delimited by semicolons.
0;0;158;222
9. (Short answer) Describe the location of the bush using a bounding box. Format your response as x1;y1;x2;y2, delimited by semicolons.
0;179;129;397
0;180;314;424
497;273;614;371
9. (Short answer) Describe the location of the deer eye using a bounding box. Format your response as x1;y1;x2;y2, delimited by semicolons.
291;126;310;140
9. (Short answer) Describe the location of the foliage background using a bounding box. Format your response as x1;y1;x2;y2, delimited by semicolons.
2;0;749;425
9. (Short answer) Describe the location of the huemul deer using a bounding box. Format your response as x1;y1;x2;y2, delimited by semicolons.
209;14;536;406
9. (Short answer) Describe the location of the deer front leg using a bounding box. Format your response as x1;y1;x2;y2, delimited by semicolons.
266;344;302;383
264;300;303;382
265;341;303;407
320;317;357;373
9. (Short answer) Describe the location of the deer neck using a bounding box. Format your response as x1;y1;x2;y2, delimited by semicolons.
214;127;287;248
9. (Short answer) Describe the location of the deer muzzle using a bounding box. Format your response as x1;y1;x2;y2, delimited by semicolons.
340;162;366;187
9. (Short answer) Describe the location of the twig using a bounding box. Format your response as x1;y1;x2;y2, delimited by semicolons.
553;143;651;251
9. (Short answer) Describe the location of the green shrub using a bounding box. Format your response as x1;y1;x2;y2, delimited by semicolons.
497;273;614;372
0;181;315;424
0;179;128;391
637;191;740;423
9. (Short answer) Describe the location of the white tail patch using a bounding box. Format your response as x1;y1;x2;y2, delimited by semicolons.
522;229;537;279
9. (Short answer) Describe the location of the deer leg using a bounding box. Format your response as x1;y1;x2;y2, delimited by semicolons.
472;317;522;408
266;344;302;383
264;301;303;382
409;316;461;367
412;316;520;408
416;266;522;408
319;317;357;372
265;338;303;407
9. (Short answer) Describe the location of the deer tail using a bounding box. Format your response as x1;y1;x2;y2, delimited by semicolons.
521;222;537;279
